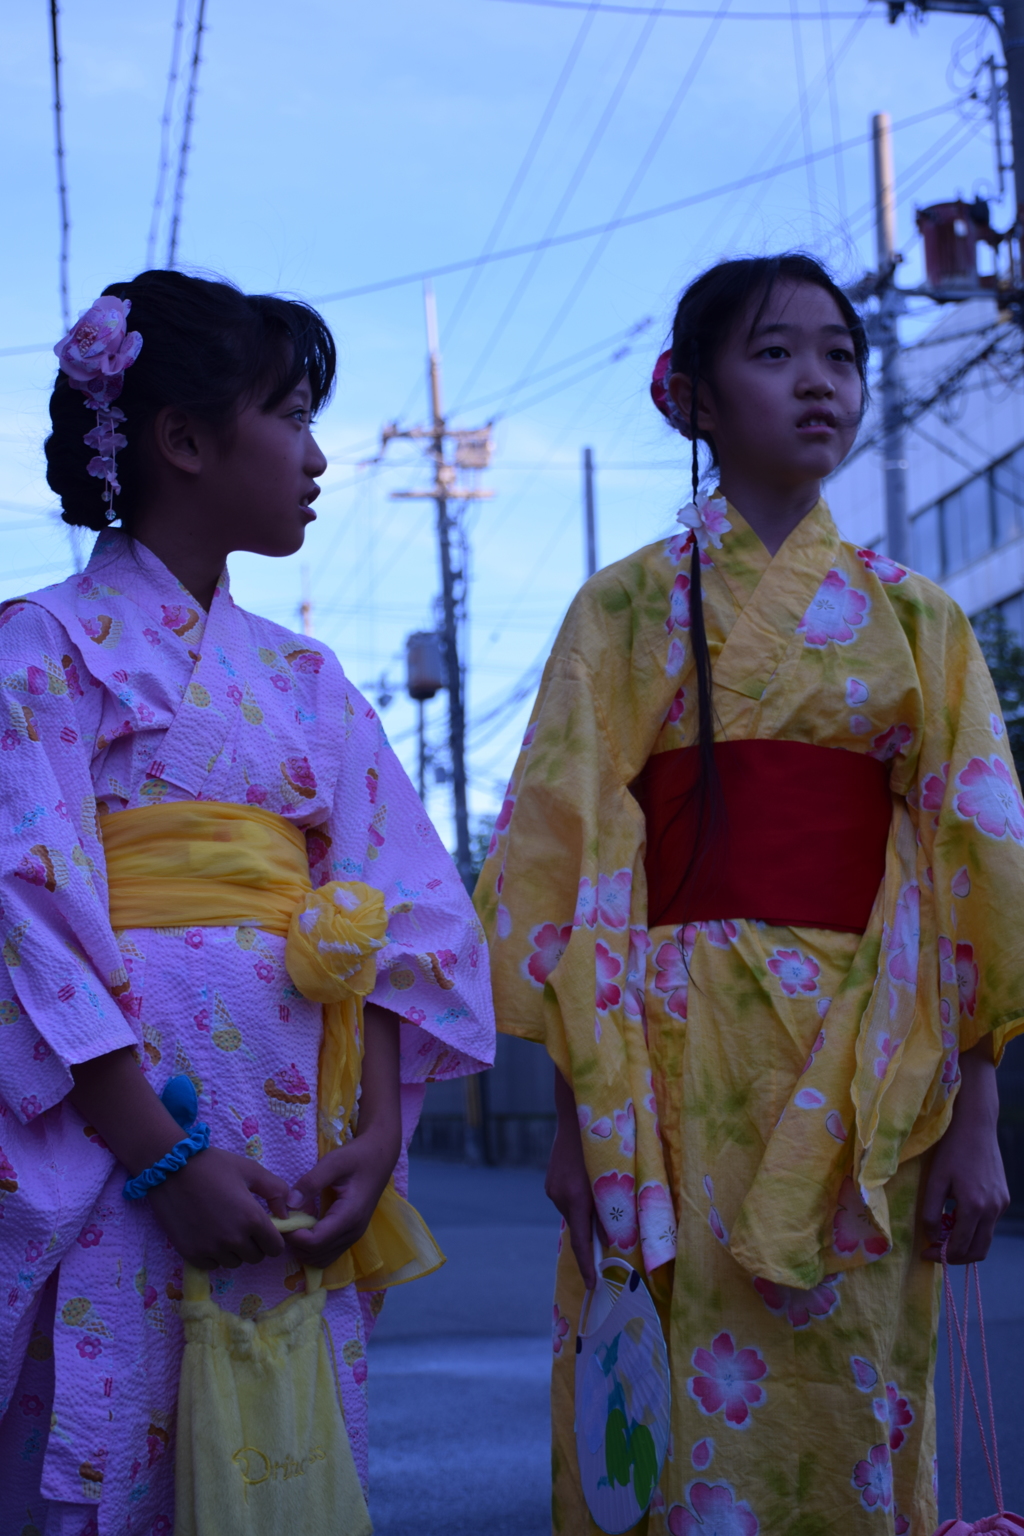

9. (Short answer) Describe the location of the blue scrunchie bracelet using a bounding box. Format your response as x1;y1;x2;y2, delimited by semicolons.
123;1122;211;1201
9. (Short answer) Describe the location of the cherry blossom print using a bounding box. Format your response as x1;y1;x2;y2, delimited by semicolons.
887;883;921;987
691;1439;714;1471
873;1033;897;1081
817;997;832;1019
667;638;686;676
801;1029;826;1074
825;1111;848;1142
595;942;623;1012
496;904;512;939
797;568;871;648
874;1381;914;1453
856;547;907;584
597;868;632;929
614;1100;636;1155
552;1303;570;1355
593;1169;638;1252
991;712;1005;739
494;793;515;835
688;1333;768;1428
639;1181;677;1254
623;926;651;1022
895;1514;910;1535
667;687;687;724
708;1205;729;1244
938;936;956;987
654;935;692;1020
753;1271;842;1329
668;1482;759;1536
523;921;572;988
794;1087;826;1109
588;1117;613;1140
767;948;820;998
851;1357;879;1392
846;678;870;706
921;762;950;814
833;1177;889;1259
942;1047;961;1093
666;572;692;635
703;919;738;949
574;877;597;929
522;721;537;749
954;941;978;1017
851;1444;893;1512
951;866;971;899
955;755;1024;843
666;531;691;566
850;715;873;735
869;723;913;763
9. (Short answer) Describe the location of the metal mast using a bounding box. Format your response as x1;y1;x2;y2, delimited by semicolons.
872;112;909;566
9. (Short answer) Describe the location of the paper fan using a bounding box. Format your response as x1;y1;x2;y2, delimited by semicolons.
575;1244;671;1534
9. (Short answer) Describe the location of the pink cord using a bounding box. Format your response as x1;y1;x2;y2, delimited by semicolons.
941;1243;1006;1519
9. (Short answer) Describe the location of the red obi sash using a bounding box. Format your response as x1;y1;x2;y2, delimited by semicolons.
637;740;892;933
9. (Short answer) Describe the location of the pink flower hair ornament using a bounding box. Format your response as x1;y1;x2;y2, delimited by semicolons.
650;349;689;433
54;295;143;514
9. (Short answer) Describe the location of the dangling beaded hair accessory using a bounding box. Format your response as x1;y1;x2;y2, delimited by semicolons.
54;296;143;519
650;348;730;551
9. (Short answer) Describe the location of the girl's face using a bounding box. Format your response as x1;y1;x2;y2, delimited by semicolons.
206;377;328;558
671;279;863;494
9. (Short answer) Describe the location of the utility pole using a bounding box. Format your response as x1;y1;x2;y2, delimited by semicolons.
382;285;494;891
873;113;909;566
582;447;598;579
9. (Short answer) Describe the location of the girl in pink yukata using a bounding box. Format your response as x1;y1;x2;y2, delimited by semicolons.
0;270;495;1536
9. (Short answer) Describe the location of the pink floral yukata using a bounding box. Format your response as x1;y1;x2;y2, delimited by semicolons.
0;531;494;1536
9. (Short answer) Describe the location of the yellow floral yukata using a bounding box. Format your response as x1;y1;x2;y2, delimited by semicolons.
475;499;1024;1536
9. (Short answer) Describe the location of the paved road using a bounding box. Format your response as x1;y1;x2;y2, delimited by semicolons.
367;1159;1024;1533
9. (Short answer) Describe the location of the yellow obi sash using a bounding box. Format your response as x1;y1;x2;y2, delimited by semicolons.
99;799;444;1293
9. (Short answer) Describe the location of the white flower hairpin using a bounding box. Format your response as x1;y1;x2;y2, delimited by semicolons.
676;495;731;551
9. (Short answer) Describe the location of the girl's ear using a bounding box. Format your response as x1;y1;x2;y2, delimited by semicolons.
152;405;205;477
667;372;717;439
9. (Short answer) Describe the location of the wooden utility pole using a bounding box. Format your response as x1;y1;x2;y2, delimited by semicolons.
382;285;494;891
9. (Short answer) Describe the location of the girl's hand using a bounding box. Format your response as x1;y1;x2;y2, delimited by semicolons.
68;1045;290;1270
286;1000;402;1270
147;1148;290;1270
284;1137;398;1269
921;1036;1009;1264
547;1067;597;1289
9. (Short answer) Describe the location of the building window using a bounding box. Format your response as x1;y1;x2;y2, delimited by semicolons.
910;441;1024;579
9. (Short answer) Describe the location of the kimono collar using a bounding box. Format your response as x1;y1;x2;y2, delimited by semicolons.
84;529;231;613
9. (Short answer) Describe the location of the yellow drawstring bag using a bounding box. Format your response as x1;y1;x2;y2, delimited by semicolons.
174;1214;372;1536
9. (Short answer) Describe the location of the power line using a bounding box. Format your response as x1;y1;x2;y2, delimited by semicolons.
147;0;189;269
167;0;208;269
790;0;818;230
452;315;653;416
443;2;600;347
451;0;669;410
48;0;71;331
486;0;872;14
311;99;959;306
820;0;848;216
492;0;733;411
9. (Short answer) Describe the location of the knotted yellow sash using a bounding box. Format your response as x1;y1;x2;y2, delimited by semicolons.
99;800;444;1292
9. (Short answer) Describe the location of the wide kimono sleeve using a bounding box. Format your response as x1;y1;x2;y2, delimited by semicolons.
0;601;140;1121
312;671;495;1084
899;582;1024;1065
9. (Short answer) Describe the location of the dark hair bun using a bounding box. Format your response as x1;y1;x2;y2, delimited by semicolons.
45;269;337;532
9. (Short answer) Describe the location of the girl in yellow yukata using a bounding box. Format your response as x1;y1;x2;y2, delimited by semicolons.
475;254;1024;1536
